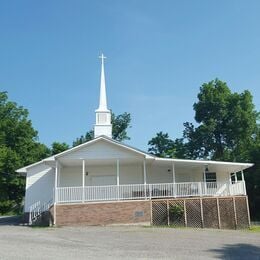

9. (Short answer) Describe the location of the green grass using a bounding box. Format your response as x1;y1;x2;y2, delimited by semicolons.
249;225;260;232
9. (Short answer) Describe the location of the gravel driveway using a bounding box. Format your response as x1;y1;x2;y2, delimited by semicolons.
0;217;259;259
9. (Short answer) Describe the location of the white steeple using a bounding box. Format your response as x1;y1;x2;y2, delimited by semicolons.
97;53;109;112
94;53;112;138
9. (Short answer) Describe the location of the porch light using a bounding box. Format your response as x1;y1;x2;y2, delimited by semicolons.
85;171;88;176
205;165;209;172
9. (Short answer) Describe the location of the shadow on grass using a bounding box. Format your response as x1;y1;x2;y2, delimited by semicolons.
209;243;260;259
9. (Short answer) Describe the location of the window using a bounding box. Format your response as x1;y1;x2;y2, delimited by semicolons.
205;172;217;183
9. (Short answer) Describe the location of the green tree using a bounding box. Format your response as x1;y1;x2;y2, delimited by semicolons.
181;79;260;219
0;92;49;214
51;142;70;155
73;112;131;146
183;79;259;161
148;132;187;158
112;112;131;141
148;132;174;157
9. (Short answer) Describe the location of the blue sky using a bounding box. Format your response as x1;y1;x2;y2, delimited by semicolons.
1;0;260;150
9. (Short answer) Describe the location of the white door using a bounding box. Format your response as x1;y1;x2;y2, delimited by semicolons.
91;175;116;186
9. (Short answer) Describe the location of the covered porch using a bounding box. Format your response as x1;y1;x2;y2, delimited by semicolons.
53;157;248;204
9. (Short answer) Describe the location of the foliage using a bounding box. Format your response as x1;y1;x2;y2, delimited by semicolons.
183;79;259;161
51;142;70;155
148;132;188;158
147;79;260;220
169;204;184;221
73;112;131;146
148;132;174;157
112;112;131;141
245;141;260;220
0;92;49;214
181;79;260;219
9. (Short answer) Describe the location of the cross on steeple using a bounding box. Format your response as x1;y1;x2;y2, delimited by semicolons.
99;53;107;63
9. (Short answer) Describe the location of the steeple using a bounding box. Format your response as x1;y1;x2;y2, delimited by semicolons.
94;53;112;138
97;53;109;112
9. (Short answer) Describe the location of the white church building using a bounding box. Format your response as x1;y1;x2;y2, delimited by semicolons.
17;55;253;227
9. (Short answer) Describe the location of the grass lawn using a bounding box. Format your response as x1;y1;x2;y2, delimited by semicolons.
249;225;260;232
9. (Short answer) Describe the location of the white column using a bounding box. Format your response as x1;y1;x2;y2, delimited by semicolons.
116;159;120;186
143;160;147;185
172;162;176;198
203;167;207;195
55;161;58;202
57;164;61;187
235;172;238;183
82;159;85;202
241;170;245;181
172;162;176;183
54;161;58;225
241;170;247;195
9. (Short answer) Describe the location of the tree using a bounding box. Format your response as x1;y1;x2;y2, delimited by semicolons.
73;112;131;146
183;79;259;161
148;132;187;158
112;112;131;141
181;79;260;219
51;142;70;155
148;132;174;157
0;92;49;214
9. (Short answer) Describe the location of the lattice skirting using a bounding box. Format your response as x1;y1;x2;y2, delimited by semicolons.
151;196;250;229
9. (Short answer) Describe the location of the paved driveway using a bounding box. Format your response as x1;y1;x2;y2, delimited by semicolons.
0;219;259;259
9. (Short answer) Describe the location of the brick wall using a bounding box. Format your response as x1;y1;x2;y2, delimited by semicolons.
55;200;151;226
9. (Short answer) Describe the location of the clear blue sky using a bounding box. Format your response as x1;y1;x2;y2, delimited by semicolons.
1;0;260;150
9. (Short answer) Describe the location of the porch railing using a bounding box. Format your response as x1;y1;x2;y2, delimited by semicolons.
56;181;246;204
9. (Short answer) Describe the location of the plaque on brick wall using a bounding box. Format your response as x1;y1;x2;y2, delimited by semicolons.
135;211;144;217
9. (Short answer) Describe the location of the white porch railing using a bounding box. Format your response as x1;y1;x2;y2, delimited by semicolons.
56;181;246;203
56;181;246;204
29;199;53;225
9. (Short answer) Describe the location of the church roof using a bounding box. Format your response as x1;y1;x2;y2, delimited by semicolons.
16;135;253;174
16;135;155;174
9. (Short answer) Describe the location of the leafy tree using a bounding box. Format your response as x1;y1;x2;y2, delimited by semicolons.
148;132;174;157
0;92;49;214
148;132;188;158
73;112;131;146
181;79;260;219
51;142;70;155
73;130;94;147
112;112;131;141
183;79;259;161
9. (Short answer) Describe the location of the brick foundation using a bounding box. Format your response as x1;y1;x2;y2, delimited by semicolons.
55;200;151;226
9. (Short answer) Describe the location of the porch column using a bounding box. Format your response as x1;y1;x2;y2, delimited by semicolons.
241;170;247;195
54;161;58;225
57;164;61;187
116;159;120;186
172;162;176;183
229;173;232;184
143;160;147;185
82;159;85;202
203;167;207;196
172;162;176;198
235;172;238;183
